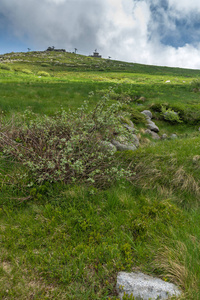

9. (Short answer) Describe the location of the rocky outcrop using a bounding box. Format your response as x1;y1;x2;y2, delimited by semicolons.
141;110;160;133
116;272;182;300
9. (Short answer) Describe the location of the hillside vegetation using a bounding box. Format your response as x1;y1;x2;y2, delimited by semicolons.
0;51;200;299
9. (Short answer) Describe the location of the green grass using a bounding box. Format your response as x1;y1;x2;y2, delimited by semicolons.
1;50;200;299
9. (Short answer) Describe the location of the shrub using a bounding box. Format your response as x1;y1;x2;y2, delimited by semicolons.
0;99;134;188
37;71;50;77
150;102;170;112
0;64;11;71
121;105;147;124
41;63;50;67
191;79;200;92
21;69;32;74
161;106;182;123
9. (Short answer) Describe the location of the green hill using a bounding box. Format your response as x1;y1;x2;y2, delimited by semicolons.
0;51;200;299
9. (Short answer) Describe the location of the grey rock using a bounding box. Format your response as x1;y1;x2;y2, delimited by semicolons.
111;140;137;151
147;120;159;133
141;110;152;119
100;141;117;152
116;272;181;300
145;129;160;140
116;133;140;148
123;124;136;134
161;134;168;140
170;134;178;139
198;127;200;132
132;134;140;147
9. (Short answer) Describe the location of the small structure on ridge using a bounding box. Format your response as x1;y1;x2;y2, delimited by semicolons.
90;49;102;58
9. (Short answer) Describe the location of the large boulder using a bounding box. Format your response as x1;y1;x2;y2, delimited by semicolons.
116;272;181;300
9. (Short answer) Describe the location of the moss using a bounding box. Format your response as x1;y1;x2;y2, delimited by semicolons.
37;71;50;77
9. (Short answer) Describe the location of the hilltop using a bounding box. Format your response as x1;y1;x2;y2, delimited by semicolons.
1;50;200;76
0;51;200;299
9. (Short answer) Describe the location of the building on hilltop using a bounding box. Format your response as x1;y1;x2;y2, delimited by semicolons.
46;46;66;52
90;49;102;58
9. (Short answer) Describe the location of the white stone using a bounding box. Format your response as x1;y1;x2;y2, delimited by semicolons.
117;272;181;300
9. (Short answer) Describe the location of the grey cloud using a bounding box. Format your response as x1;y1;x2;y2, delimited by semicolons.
0;0;106;53
1;0;200;68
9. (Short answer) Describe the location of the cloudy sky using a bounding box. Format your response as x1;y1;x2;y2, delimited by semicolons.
1;0;200;69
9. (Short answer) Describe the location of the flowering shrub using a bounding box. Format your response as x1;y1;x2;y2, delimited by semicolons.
0;97;134;188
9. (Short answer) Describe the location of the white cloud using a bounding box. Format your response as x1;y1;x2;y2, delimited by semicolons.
1;0;200;68
168;0;200;12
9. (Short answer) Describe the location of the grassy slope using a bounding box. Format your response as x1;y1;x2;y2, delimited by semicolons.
0;51;200;299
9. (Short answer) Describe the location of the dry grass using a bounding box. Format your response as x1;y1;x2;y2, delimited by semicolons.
132;155;200;202
153;241;198;299
172;166;200;196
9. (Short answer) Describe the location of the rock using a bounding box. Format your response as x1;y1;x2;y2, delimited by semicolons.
132;134;140;147
161;134;168;140
141;110;152;119
100;141;117;152
147;120;159;132
111;140;137;151
123;124;136;134
145;129;160;140
170;134;178;139
117;133;140;148
198;127;200;132
116;272;181;300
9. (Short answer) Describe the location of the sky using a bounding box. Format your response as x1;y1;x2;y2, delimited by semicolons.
1;0;200;69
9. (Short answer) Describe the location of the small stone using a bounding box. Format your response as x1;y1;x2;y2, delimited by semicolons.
147;120;159;132
170;134;178;139
116;272;182;300
145;129;160;140
161;134;168;140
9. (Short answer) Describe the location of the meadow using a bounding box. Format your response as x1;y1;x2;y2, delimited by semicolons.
0;50;200;299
